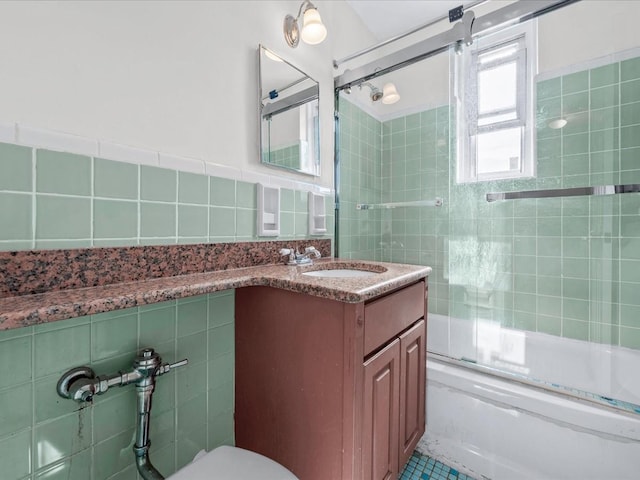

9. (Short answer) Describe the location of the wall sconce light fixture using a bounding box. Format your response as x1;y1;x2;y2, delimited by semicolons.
284;1;327;48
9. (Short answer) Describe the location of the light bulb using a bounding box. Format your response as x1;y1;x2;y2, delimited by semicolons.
301;7;327;45
548;118;567;129
382;83;400;104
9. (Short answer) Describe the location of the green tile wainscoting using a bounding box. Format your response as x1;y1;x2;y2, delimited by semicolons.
0;144;334;251
338;54;640;350
0;139;335;479
0;291;234;480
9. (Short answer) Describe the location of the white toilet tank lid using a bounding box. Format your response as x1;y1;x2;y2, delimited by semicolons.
167;446;299;480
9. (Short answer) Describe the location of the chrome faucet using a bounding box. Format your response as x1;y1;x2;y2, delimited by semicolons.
57;348;188;480
279;246;321;265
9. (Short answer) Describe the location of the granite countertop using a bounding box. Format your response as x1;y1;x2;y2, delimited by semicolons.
0;258;431;331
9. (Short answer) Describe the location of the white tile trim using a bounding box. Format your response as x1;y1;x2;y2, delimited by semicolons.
537;46;640;82
5;121;333;194
98;140;159;166
17;124;99;157
0;122;16;144
159;153;205;174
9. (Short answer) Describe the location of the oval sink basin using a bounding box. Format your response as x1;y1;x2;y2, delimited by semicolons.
302;269;380;278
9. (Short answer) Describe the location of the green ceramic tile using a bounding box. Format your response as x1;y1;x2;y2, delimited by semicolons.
621;101;640;127
178;395;208;447
0;192;32;241
178;204;208;238
537;315;561;335
294;212;308;237
590;63;619;88
178;171;208;205
590;128;619;152
92;428;135;480
0;335;32;389
537;276;561;297
590;106;619;132
208;324;234;359
590;84;619;110
140;201;176;238
141;165;176;202
294;190;308;213
236;208;256;238
35;410;92;469
209;351;234;398
0;429;31;479
280;188;295;212
36;150;91;196
562;70;589;94
139;304;176;347
0;382;32;437
177;297;208;338
148;443;175;478
34;375;78;424
621;79;640;104
0;142;32;192
35;449;92;480
177;423;207;471
236;181;256;209
94;199;137;239
176;361;207;406
621;57;640;81
620;326;640;349
562;133;589;156
91;312;137;362
621;124;640;149
562;278;589;301
208;292;234;328
562;91;588;115
93;390;136;443
209;206;235;237
94;158;138;200
280;211;294;237
177;332;207;368
34;324;90;379
36;195;91;240
210;177;236;207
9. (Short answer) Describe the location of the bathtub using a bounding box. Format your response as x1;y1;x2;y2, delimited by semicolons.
419;314;640;480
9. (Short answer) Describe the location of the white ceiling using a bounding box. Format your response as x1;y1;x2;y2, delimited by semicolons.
345;0;476;41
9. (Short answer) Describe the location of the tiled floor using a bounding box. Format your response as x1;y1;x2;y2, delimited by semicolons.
400;451;475;480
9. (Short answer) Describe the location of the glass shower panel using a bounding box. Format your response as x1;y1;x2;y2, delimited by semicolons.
447;0;640;407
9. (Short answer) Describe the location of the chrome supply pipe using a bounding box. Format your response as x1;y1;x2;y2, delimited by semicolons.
57;348;188;480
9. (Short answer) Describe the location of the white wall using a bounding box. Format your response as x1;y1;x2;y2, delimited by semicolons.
0;1;376;188
344;0;640;122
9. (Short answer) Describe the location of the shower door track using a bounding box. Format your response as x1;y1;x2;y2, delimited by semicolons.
334;0;580;91
429;351;640;419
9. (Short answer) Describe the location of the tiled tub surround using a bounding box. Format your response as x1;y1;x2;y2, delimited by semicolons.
0;141;334;251
339;53;640;351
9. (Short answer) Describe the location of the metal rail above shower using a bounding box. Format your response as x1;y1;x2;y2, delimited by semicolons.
486;184;640;202
357;197;443;210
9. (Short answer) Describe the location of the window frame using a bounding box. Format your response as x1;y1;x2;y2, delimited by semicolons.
455;21;537;184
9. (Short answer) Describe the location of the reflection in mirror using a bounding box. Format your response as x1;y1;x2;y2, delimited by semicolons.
259;45;320;176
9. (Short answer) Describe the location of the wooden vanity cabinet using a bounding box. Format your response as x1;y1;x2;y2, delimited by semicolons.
235;280;427;480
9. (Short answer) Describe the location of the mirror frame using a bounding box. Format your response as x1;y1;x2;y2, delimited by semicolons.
258;44;320;177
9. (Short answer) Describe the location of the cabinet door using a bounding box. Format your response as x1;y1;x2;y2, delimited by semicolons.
362;339;400;480
398;319;426;468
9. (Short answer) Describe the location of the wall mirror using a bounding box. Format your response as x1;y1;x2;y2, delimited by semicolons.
259;44;320;176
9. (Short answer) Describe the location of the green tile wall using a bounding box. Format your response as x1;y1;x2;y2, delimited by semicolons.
0;291;234;480
264;143;301;170
338;54;640;351
0;140;335;479
0;144;333;250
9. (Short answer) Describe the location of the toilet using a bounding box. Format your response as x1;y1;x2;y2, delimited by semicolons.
167;445;299;480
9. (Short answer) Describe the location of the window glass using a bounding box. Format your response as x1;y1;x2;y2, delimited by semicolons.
476;127;522;174
478;61;517;115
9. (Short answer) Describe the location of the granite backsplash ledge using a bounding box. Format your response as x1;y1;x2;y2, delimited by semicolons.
0;239;331;298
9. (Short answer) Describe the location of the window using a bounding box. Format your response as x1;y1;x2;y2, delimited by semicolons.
455;22;536;183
